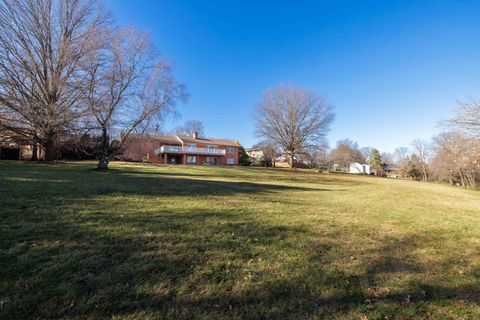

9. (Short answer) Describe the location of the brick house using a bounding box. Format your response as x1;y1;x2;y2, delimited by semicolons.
122;132;239;165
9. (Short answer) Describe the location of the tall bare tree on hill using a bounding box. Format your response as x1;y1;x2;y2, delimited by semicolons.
0;0;106;161
253;84;334;168
80;26;186;170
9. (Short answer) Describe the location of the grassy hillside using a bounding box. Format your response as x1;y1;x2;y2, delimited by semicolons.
1;161;479;319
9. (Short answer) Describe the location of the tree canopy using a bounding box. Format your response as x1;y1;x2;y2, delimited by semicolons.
253;84;334;168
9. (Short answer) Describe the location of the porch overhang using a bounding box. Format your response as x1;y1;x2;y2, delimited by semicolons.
154;145;226;156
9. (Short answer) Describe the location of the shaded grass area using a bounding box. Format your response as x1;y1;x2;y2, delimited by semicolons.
1;161;480;319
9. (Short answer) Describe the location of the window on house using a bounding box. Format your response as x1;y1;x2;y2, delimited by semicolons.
227;146;234;153
188;143;196;149
206;145;216;151
187;156;197;164
227;157;234;165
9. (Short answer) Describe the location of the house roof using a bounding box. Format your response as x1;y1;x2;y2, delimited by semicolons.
128;134;181;145
177;135;238;147
128;133;238;147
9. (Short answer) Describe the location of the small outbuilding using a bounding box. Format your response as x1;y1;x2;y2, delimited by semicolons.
350;162;371;174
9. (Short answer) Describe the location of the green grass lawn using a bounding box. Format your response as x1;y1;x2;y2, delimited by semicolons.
1;161;480;319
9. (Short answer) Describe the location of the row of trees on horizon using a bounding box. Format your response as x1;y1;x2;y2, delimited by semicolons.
252;97;480;189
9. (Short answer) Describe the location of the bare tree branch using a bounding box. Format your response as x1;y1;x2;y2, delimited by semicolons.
174;120;205;136
0;0;107;160
79;26;187;169
411;139;431;181
253;84;334;168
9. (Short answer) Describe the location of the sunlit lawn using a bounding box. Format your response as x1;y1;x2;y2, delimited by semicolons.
1;161;480;319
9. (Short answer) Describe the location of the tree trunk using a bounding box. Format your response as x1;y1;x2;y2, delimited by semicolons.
289;154;294;169
465;173;475;189
44;133;56;162
459;170;465;187
97;157;110;170
421;167;427;181
45;139;55;162
97;128;110;170
30;143;38;161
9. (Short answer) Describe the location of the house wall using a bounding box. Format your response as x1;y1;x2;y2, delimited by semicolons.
151;151;238;165
350;163;371;174
121;135;240;165
121;137;162;162
148;152;165;164
246;150;264;165
179;142;238;165
364;165;371;175
223;145;238;165
350;163;363;174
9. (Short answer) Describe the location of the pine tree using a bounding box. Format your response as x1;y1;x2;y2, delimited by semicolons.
238;146;251;166
368;148;383;176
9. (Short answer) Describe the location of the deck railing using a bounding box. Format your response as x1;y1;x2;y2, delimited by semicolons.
154;145;226;156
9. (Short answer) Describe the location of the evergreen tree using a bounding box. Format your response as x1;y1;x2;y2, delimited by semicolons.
368;148;383;175
237;145;251;166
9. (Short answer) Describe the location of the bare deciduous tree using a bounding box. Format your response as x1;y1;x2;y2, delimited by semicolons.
433;97;480;188
393;147;410;178
253;84;334;168
380;152;393;166
360;147;372;162
81;26;186;169
253;140;280;167
312;148;331;171
431;132;480;188
329;139;364;169
175;120;205;136
0;0;106;161
411;139;431;181
447;98;480;136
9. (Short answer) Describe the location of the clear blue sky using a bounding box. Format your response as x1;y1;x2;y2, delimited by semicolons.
106;0;480;152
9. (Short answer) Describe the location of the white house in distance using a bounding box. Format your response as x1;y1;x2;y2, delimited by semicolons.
245;148;264;164
350;162;371;174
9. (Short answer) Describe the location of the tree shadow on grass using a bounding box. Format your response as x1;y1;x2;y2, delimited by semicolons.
1;163;479;319
3;203;480;320
0;166;335;205
152;232;480;319
93;164;375;188
1;203;314;318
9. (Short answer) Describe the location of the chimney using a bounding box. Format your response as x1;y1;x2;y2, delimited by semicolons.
192;132;198;139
